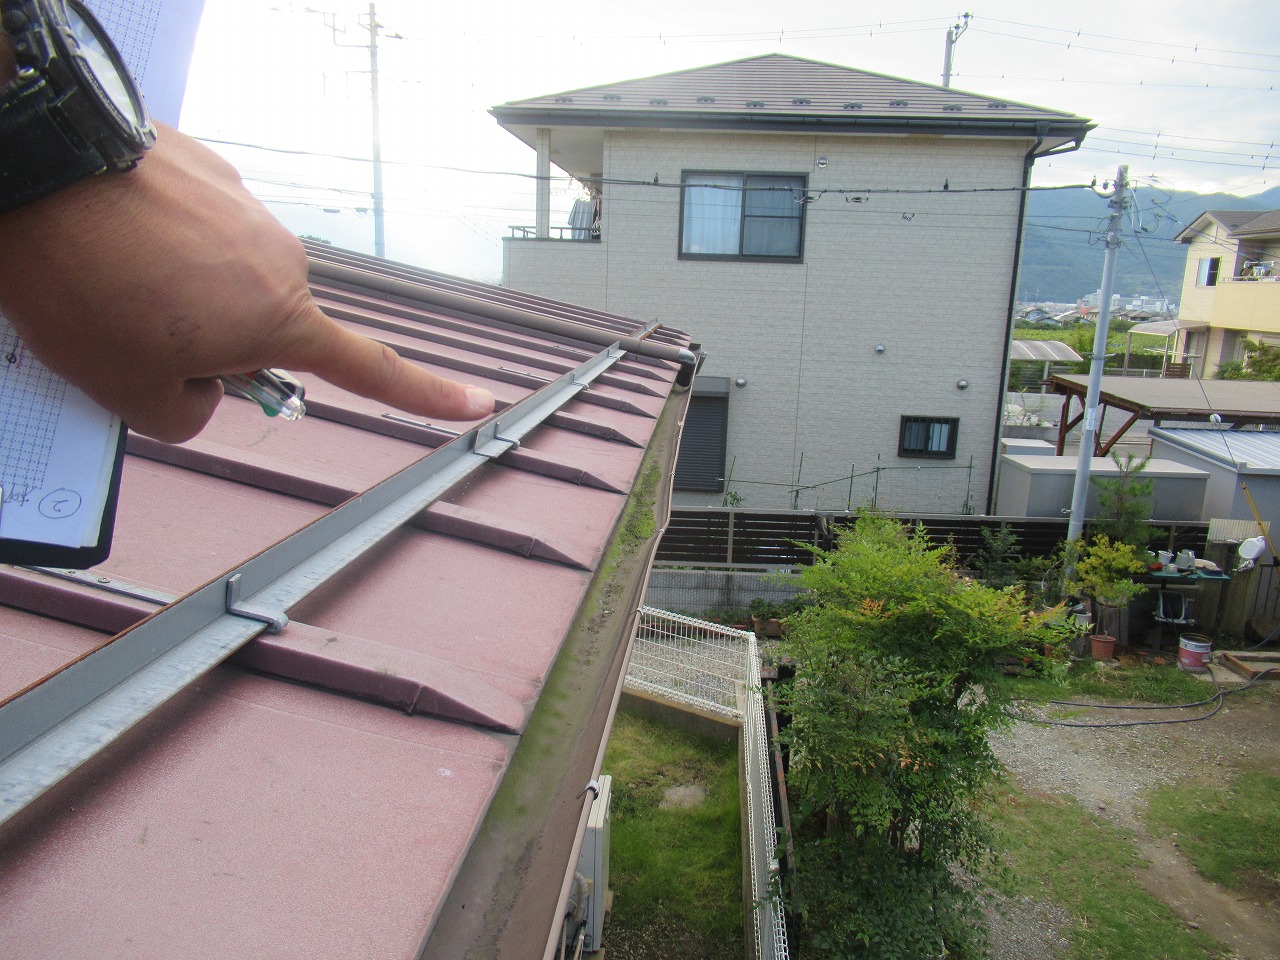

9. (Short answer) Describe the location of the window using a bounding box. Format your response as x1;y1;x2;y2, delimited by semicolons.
899;416;958;459
680;172;806;260
674;379;729;492
1196;257;1220;287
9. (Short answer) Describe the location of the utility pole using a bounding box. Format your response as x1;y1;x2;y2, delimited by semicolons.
312;3;393;257
1066;165;1130;543
941;13;971;88
366;3;385;258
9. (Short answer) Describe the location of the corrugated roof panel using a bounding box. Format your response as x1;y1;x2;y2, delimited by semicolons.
1151;427;1280;471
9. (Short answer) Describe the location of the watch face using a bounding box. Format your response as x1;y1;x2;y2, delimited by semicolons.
63;2;147;128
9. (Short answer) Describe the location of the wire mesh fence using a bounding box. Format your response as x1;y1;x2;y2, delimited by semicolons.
625;607;789;960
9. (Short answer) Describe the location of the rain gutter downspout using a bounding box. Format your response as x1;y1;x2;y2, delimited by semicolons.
309;260;699;387
986;123;1086;514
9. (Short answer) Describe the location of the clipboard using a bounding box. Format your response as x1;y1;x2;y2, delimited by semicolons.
0;316;128;569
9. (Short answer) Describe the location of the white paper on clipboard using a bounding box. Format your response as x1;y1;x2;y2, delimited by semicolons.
0;1;206;556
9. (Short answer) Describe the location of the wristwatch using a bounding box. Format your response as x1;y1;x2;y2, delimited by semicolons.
0;0;155;214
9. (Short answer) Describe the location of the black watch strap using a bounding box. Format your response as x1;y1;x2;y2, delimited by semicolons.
0;74;115;213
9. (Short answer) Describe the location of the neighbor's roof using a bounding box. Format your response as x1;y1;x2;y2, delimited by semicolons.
1150;426;1280;472
1050;374;1280;425
1175;209;1276;243
0;244;694;960
492;53;1091;150
1009;339;1083;363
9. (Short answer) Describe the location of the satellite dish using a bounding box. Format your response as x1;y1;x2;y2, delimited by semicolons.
1240;537;1267;561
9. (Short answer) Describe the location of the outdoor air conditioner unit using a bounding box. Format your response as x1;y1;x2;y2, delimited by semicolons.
573;774;612;953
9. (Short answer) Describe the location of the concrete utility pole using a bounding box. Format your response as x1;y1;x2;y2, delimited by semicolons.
941;13;971;88
313;3;392;257
1066;165;1130;543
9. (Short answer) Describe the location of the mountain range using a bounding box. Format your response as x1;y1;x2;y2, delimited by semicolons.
1016;182;1280;306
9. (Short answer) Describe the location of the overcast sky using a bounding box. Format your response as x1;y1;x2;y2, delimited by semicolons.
180;1;1280;282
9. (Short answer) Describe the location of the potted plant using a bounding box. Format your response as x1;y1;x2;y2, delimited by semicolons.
750;597;785;638
1073;535;1147;651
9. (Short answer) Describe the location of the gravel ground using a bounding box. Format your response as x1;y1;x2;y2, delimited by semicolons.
987;667;1280;960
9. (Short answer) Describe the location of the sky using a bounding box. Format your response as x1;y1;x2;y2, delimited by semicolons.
179;1;1280;283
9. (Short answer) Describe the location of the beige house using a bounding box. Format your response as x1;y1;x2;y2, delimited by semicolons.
1175;209;1280;378
492;54;1091;513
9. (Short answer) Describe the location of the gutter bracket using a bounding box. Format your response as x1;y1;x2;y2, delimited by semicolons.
225;573;288;634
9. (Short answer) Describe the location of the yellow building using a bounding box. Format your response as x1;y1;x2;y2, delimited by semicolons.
1176;210;1280;377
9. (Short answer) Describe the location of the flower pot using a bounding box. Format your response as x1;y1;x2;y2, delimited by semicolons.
1090;634;1117;661
751;615;783;638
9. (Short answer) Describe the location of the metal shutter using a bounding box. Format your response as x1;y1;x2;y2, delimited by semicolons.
674;394;728;492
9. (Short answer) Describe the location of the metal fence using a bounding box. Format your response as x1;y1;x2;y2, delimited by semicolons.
625;608;790;960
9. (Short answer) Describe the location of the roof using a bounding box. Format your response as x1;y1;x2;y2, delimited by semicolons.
1175;209;1275;243
1126;318;1208;338
1050;374;1280;425
1149;427;1280;473
491;53;1092;175
1009;339;1083;362
0;244;695;960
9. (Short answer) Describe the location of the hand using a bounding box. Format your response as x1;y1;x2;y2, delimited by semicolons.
0;123;495;442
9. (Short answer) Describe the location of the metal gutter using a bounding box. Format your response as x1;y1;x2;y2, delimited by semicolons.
0;345;629;829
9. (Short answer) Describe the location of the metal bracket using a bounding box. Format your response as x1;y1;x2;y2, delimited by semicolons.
225;573;288;634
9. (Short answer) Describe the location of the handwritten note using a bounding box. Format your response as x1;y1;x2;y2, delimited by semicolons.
0;319;122;548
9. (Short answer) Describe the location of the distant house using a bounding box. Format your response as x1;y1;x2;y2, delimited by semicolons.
1017;306;1059;326
1175;209;1280;377
492;54;1092;514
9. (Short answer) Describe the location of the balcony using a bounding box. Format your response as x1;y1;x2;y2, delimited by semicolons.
1209;275;1280;335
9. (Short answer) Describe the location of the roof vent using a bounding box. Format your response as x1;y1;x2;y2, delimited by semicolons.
943;104;962;112
987;102;1008;110
650;97;669;106
696;95;716;103
746;100;765;108
603;93;622;101
889;99;909;107
843;102;863;110
554;96;573;103
792;97;812;105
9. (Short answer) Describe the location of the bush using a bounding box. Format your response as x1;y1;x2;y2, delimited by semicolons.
776;516;1071;957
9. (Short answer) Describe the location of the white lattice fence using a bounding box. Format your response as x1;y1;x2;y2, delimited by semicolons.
625;607;789;960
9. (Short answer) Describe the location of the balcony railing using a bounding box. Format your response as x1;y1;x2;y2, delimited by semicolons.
507;225;600;241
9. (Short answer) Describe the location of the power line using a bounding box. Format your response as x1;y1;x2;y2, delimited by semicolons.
980;16;1280;62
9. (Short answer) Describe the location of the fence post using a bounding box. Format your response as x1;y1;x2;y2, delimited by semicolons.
727;510;736;565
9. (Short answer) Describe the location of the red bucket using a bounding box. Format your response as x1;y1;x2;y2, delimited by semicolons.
1178;634;1212;672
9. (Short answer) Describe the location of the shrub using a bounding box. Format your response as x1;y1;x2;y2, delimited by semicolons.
776;516;1070;957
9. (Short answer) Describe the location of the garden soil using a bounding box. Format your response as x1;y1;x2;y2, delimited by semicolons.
988;665;1280;960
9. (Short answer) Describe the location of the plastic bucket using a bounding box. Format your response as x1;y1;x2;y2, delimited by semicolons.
1178;634;1213;672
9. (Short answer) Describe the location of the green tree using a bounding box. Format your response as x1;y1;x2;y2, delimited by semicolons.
776;516;1069;958
1090;453;1155;549
1217;340;1280;381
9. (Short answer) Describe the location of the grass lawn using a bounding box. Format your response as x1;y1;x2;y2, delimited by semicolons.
602;709;745;960
985;784;1231;960
1147;772;1280;901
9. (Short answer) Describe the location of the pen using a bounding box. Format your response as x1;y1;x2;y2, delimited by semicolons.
219;369;306;421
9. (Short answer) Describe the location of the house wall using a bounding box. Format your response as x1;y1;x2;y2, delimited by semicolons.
1176;222;1280;376
507;128;1032;513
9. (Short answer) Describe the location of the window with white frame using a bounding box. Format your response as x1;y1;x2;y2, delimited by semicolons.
1196;257;1221;287
680;172;806;260
899;416;958;459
